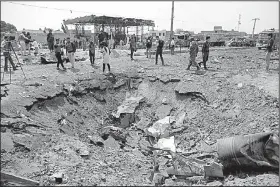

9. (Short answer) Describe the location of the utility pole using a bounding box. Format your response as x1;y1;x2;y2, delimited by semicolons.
170;1;174;40
237;14;241;32
252;18;260;39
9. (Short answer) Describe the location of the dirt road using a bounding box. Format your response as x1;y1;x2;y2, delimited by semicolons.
1;47;279;186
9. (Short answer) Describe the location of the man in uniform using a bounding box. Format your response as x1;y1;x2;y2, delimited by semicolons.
130;34;137;61
187;38;200;70
199;36;210;70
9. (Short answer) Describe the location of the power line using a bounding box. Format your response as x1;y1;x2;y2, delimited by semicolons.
5;1;189;24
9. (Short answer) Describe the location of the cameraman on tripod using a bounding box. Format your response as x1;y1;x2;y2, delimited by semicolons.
1;36;17;72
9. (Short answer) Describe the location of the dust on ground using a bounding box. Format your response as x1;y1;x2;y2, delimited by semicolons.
1;47;279;186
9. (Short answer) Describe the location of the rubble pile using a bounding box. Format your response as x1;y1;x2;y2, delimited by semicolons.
0;48;279;186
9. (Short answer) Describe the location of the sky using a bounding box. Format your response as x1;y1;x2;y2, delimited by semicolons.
1;1;279;34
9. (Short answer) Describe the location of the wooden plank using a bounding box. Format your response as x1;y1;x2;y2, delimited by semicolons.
1;172;40;186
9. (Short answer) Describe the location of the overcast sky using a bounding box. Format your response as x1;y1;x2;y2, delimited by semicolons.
1;1;279;34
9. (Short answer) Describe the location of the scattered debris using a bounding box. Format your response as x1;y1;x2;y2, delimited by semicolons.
162;97;168;105
52;172;64;184
204;162;224;178
1;171;40;186
146;116;172;138
206;181;223;186
154;136;176;152
155;105;173;119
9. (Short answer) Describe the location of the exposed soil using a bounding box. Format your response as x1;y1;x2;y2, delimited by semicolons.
1;47;279;186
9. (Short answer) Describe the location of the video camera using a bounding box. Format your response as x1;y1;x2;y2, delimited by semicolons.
7;36;16;41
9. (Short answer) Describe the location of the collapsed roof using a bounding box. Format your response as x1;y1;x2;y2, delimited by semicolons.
63;15;155;27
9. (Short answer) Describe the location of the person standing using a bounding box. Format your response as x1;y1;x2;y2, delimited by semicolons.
187;38;200;70
47;30;54;53
65;37;76;69
199;36;210;70
1;36;17;72
18;31;28;56
146;36;152;58
89;41;95;66
25;32;32;55
130;34;137;60
100;42;111;74
54;39;66;70
32;39;39;56
265;33;274;72
170;37;175;55
155;36;164;65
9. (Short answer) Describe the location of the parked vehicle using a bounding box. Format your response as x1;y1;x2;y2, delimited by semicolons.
256;29;279;50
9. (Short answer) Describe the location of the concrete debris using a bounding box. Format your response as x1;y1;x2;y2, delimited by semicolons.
204;162;224;178
52;172;64;184
237;83;243;88
149;76;157;82
162;97;168;105
206;181;223;186
135;118;151;131
160;76;170;84
1;133;14;153
155;105;173;119
154;136;176;152
146;116;171;138
104;136;120;150
114;96;145;118
88;135;104;146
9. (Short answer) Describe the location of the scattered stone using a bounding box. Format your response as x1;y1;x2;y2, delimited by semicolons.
162;97;168;105
206;181;223;186
160;76;170;84
120;113;135;128
152;173;165;185
135;118;151;131
154;136;176;152
155;105;172;119
204;162;224;178
52;172;64;184
88;135;104;147
146;116;171;138
104;136;120;150
237;83;243;88
114;96;145;118
1;132;14;153
113;79;126;89
149;76;157;82
170;76;181;82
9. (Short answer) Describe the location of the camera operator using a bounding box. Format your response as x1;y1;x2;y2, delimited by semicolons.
1;36;17;72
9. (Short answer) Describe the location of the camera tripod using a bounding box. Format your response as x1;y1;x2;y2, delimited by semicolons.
1;41;26;84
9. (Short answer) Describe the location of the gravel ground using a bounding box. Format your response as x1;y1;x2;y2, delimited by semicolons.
1;47;279;186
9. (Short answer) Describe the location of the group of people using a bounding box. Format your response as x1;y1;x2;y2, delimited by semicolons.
144;35;209;68
18;30;39;56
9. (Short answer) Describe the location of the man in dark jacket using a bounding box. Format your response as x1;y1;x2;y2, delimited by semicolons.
146;36;152;58
155;36;164;65
199;36;210;70
47;30;54;52
266;33;274;71
130;34;137;60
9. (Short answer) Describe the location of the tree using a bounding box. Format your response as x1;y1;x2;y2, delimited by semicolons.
1;21;17;33
175;28;184;34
